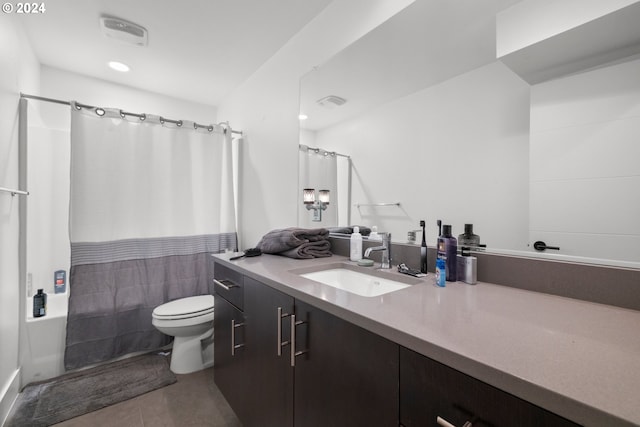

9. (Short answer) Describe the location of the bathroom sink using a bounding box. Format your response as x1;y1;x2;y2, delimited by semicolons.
294;263;418;297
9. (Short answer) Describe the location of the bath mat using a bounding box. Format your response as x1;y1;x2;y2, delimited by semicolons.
5;353;176;426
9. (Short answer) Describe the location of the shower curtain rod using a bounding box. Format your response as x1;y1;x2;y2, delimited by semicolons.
20;93;243;136
299;144;350;159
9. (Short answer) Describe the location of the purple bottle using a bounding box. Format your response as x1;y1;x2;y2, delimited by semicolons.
437;225;457;281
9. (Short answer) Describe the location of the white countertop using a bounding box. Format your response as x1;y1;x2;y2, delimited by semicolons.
213;253;640;427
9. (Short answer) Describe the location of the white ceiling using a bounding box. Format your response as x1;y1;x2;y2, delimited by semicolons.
300;0;522;131
17;0;333;106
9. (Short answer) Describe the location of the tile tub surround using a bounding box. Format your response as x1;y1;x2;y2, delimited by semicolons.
329;235;640;311
214;252;640;427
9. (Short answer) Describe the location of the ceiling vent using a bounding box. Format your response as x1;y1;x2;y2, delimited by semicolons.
100;16;148;46
316;95;347;109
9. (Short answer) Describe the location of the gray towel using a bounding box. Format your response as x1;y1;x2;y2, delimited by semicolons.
327;226;371;236
256;227;331;258
281;239;332;259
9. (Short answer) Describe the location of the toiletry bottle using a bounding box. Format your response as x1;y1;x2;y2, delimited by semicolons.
435;258;446;287
54;270;66;294
437;225;457;281
458;224;480;247
420;220;427;274
33;288;47;317
368;226;382;241
350;226;363;261
456;247;478;285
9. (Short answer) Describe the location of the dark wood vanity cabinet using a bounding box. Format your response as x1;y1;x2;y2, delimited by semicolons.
242;276;295;427
213;295;247;422
213;264;398;427
293;299;399;427
399;347;580;427
213;263;252;423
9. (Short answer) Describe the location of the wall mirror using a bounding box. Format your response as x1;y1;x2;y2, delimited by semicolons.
298;0;640;268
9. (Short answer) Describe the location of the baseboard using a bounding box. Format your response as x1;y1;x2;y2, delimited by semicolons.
0;368;20;427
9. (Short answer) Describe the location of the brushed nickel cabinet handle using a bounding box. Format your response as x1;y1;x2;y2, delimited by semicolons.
277;307;291;356
437;417;472;427
231;319;244;356
290;314;307;367
213;278;238;291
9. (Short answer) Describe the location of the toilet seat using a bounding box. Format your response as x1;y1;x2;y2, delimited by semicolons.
152;295;214;321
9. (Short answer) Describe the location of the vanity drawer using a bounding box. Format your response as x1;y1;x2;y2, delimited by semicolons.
400;347;579;427
213;263;244;311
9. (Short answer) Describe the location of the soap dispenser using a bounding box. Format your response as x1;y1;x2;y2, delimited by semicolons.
350;226;363;261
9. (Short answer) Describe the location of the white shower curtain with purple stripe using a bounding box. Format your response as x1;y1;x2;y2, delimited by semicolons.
65;104;237;370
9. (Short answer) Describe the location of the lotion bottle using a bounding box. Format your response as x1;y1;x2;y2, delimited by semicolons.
368;226;382;241
350;226;363;261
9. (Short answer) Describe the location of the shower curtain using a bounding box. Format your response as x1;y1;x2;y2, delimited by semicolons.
65;104;237;370
298;145;338;227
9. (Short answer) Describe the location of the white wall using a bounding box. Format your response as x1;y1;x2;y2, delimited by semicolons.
218;0;413;249
530;58;640;263
315;61;531;249
0;15;40;425
496;0;640;57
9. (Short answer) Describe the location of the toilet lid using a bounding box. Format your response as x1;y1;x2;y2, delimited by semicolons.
153;295;214;318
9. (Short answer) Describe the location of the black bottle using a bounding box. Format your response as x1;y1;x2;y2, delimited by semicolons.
33;289;47;317
437;225;457;281
458;224;480;247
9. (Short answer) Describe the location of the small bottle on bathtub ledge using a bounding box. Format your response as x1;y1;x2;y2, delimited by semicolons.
33;288;47;317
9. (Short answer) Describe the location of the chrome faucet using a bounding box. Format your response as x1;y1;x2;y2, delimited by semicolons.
364;232;392;269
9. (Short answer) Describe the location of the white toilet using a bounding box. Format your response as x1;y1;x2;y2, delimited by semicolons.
152;295;215;374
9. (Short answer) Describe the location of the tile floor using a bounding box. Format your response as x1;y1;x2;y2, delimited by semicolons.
52;367;242;427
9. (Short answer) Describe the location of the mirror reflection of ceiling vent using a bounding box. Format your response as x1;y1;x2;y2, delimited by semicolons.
100;16;148;46
316;95;347;109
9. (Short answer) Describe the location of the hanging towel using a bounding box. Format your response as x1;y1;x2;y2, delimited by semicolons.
256;227;332;258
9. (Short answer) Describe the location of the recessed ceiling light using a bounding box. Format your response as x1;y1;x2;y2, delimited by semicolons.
298;114;308;121
108;61;130;72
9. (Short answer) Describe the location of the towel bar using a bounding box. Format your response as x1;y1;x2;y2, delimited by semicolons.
0;186;29;196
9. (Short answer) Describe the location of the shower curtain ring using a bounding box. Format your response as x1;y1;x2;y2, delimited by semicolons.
95;108;106;117
159;117;165;124
207;125;213;132
119;110;125;118
139;114;146;121
177;120;183;127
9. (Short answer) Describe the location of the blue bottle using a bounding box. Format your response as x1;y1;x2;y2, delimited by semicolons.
437;225;457;282
435;258;446;287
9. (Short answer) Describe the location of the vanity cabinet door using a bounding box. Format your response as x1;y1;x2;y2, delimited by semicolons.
243;276;295;427
213;295;247;423
293;299;399;427
399;347;580;427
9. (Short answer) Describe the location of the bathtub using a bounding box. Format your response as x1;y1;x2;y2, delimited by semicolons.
21;292;68;385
